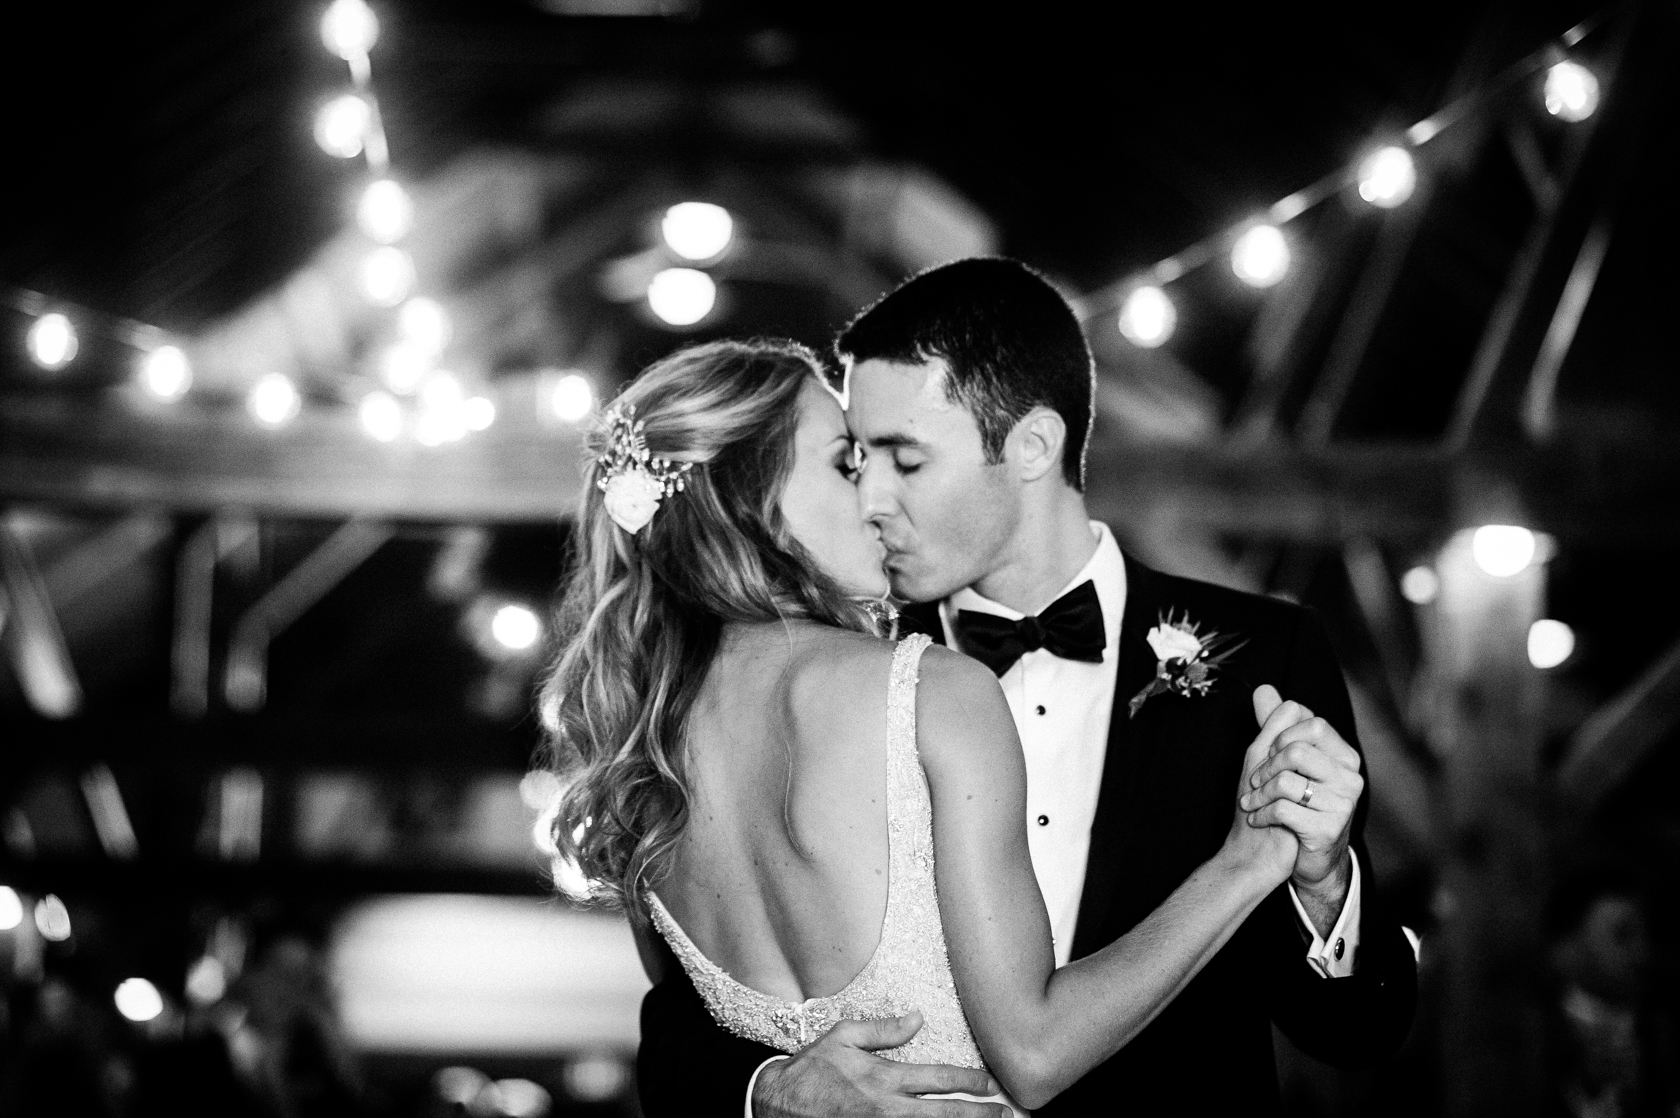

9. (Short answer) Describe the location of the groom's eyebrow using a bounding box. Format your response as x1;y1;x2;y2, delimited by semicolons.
862;433;922;449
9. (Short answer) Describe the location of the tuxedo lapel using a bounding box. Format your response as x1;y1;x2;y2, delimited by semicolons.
1069;552;1164;959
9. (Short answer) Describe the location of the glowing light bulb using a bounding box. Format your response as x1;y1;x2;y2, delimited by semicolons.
357;178;412;243
1231;225;1290;288
397;296;449;353
550;373;595;422
463;396;495;431
661;202;734;261
1357;146;1416;208
139;345;192;399
114;977;164;1023
1528;619;1575;669
314;94;372;159
185;956;227;1006
320;0;378;60
1399;565;1439;605
27;313;78;370
248;373;302;428
647;267;716;326
1471;524;1537;578
1117;285;1176;347
35;894;71;941
1544;60;1599;122
359;391;402;442
378;342;431;394
491;603;541;651
359;246;414;307
0;886;22;931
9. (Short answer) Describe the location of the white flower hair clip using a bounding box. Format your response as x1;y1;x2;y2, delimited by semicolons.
594;404;692;535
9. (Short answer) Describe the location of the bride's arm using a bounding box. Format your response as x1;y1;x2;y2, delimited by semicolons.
916;646;1298;1111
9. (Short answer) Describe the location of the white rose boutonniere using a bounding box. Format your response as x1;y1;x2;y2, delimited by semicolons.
1128;611;1245;719
602;468;666;535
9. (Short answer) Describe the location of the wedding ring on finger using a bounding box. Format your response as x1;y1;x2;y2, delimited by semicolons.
1300;780;1315;807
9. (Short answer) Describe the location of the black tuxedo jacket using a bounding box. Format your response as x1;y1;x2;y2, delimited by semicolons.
637;552;1417;1116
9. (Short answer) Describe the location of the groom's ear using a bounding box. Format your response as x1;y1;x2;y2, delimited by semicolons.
1011;407;1067;483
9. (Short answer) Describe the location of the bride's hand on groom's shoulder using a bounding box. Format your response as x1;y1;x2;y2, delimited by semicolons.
1237;685;1363;902
753;1011;1009;1118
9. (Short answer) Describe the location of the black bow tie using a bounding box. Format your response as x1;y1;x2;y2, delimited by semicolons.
954;580;1106;677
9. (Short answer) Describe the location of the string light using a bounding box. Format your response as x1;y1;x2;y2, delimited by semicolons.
1471;525;1537;577
647;268;716;326
26;313;78;370
35;894;71;941
490;604;542;651
114;978;165;1023
1231;225;1290;288
1528;619;1576;669
248;373;302;428
320;0;379;61
314;94;372;159
1357;146;1417;208
415;371;468;446
359;391;403;442
1399;565;1440;604
398;296;450;353
661;202;734;261
357;179;413;243
1544;60;1599;121
378;342;432;394
550;373;595;422
1117;286;1176;347
138;345;192;400
359;246;415;307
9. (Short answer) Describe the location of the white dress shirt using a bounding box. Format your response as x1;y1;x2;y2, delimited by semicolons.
940;522;1361;973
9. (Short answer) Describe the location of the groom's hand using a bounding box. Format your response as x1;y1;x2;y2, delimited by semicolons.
753;1011;1007;1118
1240;685;1362;933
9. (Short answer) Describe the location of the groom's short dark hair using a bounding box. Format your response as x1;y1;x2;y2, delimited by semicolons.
836;257;1096;491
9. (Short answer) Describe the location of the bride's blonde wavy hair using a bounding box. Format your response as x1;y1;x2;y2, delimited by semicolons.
538;338;880;919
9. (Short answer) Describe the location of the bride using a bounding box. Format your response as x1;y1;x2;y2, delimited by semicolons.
539;338;1302;1113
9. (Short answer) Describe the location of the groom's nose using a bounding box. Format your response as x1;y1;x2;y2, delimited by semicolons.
856;461;897;523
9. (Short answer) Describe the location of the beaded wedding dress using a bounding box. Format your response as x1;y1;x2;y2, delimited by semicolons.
648;634;1026;1114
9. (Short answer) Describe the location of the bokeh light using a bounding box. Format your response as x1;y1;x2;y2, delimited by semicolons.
314;94;372;159
378;342;432;394
320;0;379;60
1544;60;1599;122
114;977;165;1023
0;886;22;931
1357;146;1417;208
27;313;78;370
35;894;71;941
496;1078;554;1117
490;604;541;652
550;373;595;423
463;396;496;432
358;179;413;243
398;296;450;353
1471;524;1538;578
564;1055;631;1103
1399;565;1440;605
1117;285;1176;347
139;345;192;400
1528;619;1576;669
248;373;302;428
661;202;734;261
185;956;227;1005
359;391;403;442
360;247;415;307
1231;225;1290;288
647;267;716;326
415;372;468;446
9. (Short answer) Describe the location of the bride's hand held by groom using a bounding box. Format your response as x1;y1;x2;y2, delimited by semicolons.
1237;684;1364;937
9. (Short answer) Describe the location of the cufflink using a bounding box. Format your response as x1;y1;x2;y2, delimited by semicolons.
1334;937;1345;961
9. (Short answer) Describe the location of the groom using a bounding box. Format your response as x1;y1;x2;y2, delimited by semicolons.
637;258;1417;1116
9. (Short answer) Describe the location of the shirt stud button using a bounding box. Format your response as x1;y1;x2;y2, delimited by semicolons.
1334;938;1345;961
1037;815;1049;826
1035;705;1046;716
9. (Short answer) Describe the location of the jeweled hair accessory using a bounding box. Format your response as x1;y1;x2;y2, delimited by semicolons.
594;404;692;535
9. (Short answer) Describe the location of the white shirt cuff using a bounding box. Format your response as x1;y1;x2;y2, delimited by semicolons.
1287;849;1362;978
744;1054;791;1118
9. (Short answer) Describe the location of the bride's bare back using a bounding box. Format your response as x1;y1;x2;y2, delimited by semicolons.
655;619;898;1002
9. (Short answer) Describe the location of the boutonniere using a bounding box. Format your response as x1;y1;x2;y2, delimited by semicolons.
1127;611;1245;719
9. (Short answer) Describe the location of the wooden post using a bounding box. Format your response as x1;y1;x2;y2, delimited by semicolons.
1425;526;1549;1117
